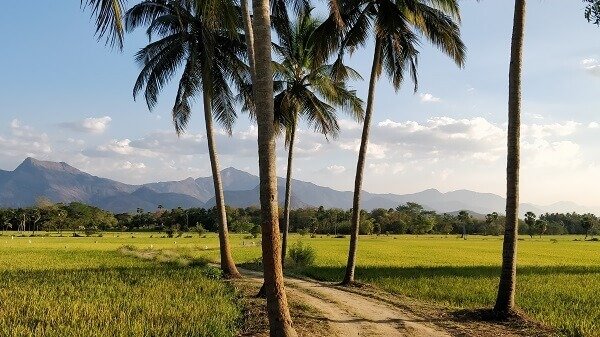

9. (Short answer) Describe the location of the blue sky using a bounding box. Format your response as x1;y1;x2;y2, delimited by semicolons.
0;1;599;207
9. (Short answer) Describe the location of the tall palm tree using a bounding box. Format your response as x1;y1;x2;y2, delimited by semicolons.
251;0;297;332
494;0;526;317
317;0;465;285
125;0;246;278
273;10;364;264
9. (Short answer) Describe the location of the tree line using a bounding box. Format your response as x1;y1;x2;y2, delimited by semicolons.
2;200;597;239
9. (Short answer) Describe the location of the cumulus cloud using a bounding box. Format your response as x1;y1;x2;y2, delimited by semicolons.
60;116;112;134
589;122;599;129
338;119;362;130
375;117;505;156
419;93;441;103
581;58;600;76
524;121;580;138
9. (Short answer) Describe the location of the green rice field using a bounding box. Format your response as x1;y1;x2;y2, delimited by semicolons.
0;232;597;336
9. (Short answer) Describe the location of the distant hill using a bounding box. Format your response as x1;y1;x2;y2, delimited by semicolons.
0;158;597;215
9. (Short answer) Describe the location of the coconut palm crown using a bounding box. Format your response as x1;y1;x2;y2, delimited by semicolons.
314;0;466;285
271;10;365;263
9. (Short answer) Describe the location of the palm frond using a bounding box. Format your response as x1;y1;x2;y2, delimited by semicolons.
82;0;127;49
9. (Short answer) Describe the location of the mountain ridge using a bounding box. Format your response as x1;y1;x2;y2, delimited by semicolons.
0;158;597;215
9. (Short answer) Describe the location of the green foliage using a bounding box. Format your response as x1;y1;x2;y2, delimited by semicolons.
585;0;600;25
230;217;255;233
287;241;316;268
249;224;261;238
194;222;207;237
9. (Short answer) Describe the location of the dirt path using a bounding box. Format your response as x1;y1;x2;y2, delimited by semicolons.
240;269;451;337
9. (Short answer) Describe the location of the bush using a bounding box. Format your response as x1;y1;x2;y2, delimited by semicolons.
298;228;309;236
287;241;315;268
250;224;261;238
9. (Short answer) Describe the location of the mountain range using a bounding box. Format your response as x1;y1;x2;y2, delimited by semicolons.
0;158;597;215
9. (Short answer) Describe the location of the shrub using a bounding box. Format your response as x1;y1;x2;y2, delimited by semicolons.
250;224;261;238
298;228;309;236
287;241;315;268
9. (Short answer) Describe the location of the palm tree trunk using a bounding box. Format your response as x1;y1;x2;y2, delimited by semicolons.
281;119;297;265
202;89;241;279
494;0;526;316
342;38;382;285
241;0;256;80
251;0;297;333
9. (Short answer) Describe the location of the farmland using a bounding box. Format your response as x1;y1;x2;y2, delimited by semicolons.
0;232;598;336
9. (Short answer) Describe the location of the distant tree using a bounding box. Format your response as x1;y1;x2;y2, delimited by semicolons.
524;211;537;238
485;212;500;236
580;214;597;239
535;219;547;238
457;210;471;239
0;209;15;234
250;224;261;238
194;222;207;237
30;209;41;236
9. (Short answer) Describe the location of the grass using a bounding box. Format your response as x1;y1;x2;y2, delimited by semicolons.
0;233;241;337
0;232;598;336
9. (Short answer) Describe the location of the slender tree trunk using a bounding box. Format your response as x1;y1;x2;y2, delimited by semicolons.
251;0;297;334
202;89;241;279
281;119;297;265
241;0;256;80
494;0;526;316
342;38;382;285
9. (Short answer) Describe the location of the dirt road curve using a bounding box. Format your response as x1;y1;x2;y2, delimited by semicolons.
240;269;451;337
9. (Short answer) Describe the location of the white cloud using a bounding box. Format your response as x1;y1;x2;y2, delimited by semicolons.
581;58;600;76
523;140;582;169
589;122;599;129
338;140;387;159
524;121;580;139
118;161;147;170
419;93;441;103
338;119;362;130
0;120;51;158
60;116;112;134
326;165;346;174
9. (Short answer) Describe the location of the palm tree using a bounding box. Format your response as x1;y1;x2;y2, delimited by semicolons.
317;0;465;285
81;0;127;49
250;0;297;332
494;0;526;317
524;211;536;238
125;0;245;278
485;212;499;235
273;10;364;264
457;210;470;239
